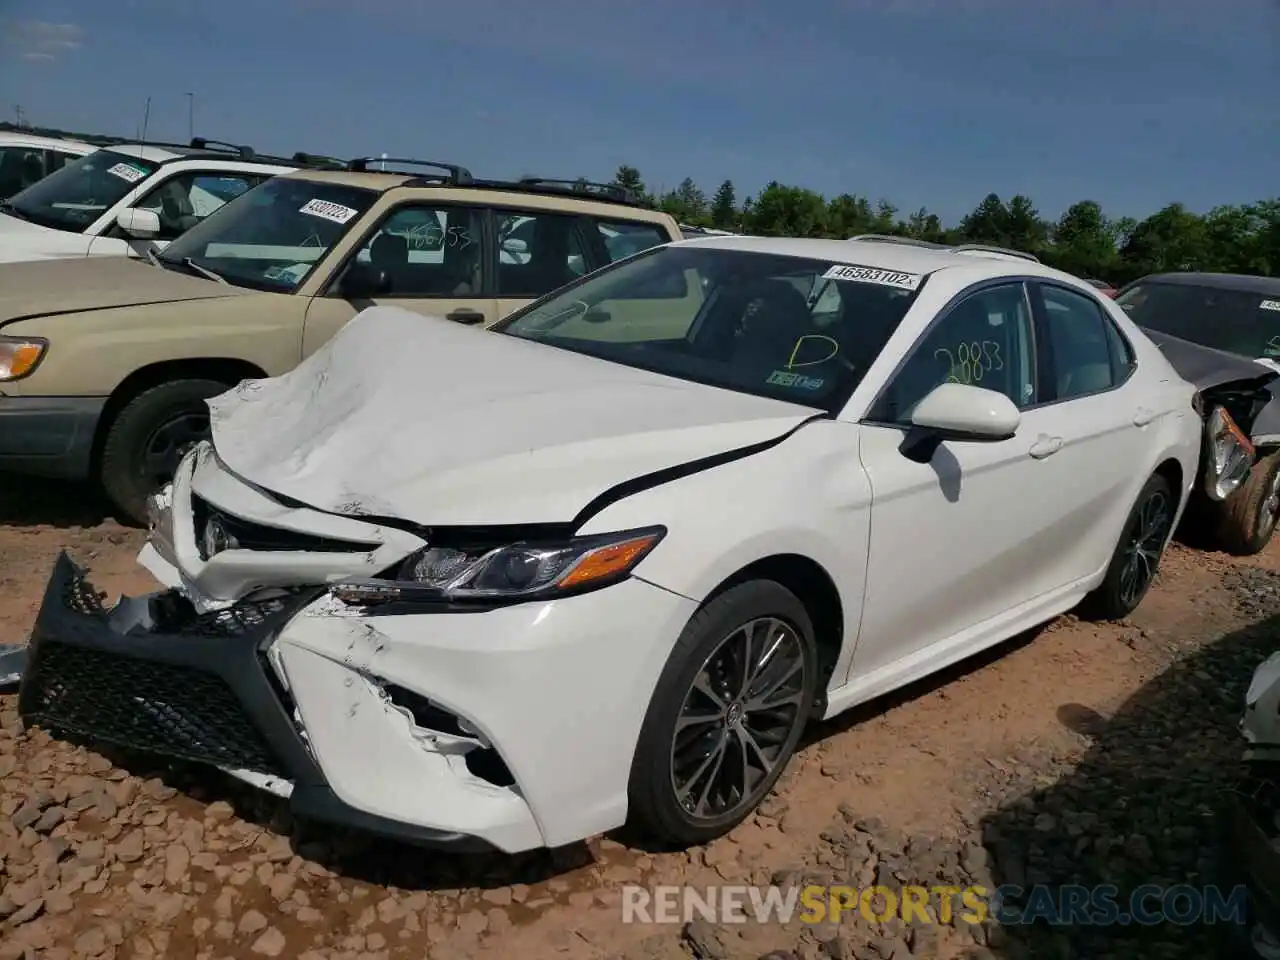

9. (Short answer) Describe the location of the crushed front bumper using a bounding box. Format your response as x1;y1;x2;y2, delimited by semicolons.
17;552;490;851
19;546;699;852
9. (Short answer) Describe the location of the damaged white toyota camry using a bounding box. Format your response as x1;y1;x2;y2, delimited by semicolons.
19;236;1203;853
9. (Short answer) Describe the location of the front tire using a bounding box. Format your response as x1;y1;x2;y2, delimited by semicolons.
1080;472;1176;620
1213;451;1280;556
627;580;818;846
99;378;231;525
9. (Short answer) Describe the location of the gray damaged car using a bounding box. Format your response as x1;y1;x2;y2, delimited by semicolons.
1120;272;1280;555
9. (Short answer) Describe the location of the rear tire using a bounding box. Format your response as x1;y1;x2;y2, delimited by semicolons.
627;580;818;847
1213;451;1280;556
99;378;231;525
1079;472;1176;621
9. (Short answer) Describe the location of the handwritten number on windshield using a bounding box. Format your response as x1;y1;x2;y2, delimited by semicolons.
936;340;1003;384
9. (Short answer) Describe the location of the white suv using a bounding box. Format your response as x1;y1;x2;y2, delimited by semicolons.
0;138;340;264
0;131;98;200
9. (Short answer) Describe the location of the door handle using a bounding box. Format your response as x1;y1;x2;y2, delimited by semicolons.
1029;435;1064;459
446;309;487;325
1133;407;1156;427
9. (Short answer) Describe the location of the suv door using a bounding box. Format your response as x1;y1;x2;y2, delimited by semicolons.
302;201;496;356
492;207;598;319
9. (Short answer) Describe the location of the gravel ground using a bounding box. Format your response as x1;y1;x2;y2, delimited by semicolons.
0;475;1277;959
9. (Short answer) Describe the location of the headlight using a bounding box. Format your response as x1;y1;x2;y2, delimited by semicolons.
1203;405;1255;501
0;337;48;381
330;526;666;606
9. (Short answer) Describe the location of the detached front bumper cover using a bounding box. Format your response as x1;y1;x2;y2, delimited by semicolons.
16;551;494;851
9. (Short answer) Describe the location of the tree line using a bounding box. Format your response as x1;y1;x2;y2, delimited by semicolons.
609;165;1279;286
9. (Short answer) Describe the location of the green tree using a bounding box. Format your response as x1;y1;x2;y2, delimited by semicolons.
743;182;828;237
709;180;738;230
1119;203;1210;277
1050;200;1117;278
959;194;1010;245
611;165;646;200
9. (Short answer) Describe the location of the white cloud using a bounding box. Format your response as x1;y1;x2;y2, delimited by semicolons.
4;20;84;62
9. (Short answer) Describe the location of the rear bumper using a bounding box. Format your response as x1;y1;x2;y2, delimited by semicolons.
0;395;105;479
17;551;492;851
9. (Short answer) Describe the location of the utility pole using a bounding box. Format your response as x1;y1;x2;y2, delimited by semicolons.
185;93;194;140
12;104;24;127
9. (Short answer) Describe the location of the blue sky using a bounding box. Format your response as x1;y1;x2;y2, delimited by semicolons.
3;0;1276;224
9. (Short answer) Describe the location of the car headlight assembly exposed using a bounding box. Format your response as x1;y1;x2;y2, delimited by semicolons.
0;337;48;381
1203;405;1256;501
330;526;666;606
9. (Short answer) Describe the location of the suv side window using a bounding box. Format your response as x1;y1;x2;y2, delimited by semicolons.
495;210;588;298
350;204;483;297
1038;284;1119;401
45;150;81;175
134;171;269;240
594;220;668;264
0;147;46;198
871;282;1037;423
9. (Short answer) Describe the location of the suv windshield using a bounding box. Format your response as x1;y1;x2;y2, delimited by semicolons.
160;177;377;292
493;245;923;413
3;150;160;233
1116;281;1280;360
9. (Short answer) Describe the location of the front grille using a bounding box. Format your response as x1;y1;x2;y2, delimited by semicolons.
188;596;292;637
192;494;378;558
22;641;288;777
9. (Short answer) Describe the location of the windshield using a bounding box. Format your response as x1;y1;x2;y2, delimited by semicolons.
1116;281;1280;360
3;150;159;233
493;245;924;413
160;177;377;292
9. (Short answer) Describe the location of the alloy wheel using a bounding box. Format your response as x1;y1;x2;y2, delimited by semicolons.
669;616;809;823
1118;489;1173;607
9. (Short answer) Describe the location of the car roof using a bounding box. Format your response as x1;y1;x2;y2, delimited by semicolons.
0;131;97;153
281;168;677;220
671;234;1076;281
1137;272;1280;296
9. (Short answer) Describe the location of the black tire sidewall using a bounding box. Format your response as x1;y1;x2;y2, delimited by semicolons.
1247;455;1280;551
628;579;818;845
100;378;230;524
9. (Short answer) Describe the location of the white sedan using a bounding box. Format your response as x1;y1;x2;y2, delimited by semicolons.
18;236;1201;852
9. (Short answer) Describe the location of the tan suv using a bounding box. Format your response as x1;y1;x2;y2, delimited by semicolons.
0;159;682;523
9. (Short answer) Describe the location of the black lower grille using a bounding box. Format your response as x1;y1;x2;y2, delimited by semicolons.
22;641;287;777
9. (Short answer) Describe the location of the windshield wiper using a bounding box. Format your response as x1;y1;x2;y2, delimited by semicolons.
182;257;227;285
143;245;160;267
0;201;29;222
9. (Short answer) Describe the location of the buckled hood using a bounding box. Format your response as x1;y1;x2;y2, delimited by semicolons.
208;306;819;526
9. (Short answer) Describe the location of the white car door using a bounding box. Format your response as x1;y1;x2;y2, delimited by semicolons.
1014;280;1158;585
851;281;1093;681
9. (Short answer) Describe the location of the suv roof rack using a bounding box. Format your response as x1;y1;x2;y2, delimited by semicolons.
346;157;473;184
291;151;347;170
514;177;638;204
848;234;1040;262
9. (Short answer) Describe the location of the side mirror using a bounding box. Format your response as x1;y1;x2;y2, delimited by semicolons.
900;382;1020;463
116;208;161;239
501;238;529;256
338;261;390;299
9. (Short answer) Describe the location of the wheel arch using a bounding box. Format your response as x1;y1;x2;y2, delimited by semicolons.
698;552;845;711
90;357;267;470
